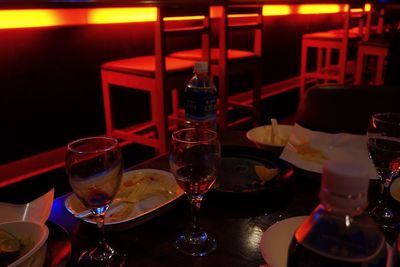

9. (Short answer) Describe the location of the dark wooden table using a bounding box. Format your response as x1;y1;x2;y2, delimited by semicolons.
46;131;322;267
11;131;396;266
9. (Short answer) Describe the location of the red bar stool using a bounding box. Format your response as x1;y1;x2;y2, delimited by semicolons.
100;6;210;154
170;5;263;130
299;3;370;101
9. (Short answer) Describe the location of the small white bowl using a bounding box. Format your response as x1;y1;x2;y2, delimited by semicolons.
246;125;293;151
0;221;49;267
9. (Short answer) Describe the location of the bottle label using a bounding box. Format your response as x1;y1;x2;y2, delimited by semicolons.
185;87;217;121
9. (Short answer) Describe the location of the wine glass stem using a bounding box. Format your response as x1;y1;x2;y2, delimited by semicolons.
189;196;203;233
93;207;109;252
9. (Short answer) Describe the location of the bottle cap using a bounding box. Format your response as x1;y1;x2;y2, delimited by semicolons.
319;160;369;211
194;62;208;73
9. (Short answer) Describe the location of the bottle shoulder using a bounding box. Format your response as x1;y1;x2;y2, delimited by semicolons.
187;74;216;89
295;205;386;262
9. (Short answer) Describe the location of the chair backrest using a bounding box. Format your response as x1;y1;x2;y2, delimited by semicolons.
218;5;263;62
344;2;371;40
155;5;211;80
295;84;400;135
333;3;371;82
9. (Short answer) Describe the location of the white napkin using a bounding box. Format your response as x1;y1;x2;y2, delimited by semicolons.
0;188;54;224
280;124;378;179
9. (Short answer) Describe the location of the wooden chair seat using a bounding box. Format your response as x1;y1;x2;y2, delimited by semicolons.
101;56;196;77
170;48;257;64
302;31;362;41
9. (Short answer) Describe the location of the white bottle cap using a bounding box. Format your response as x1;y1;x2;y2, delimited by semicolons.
194;62;208;73
319;160;369;211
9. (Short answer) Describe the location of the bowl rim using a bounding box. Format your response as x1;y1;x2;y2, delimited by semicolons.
0;220;49;267
246;124;293;148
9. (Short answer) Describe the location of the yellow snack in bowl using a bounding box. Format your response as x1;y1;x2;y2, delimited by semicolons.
254;165;279;184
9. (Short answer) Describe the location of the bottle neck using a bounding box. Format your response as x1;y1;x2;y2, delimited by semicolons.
321;201;365;217
195;72;208;79
319;188;367;217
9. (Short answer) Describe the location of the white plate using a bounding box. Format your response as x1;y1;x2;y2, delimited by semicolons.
65;169;184;230
246;125;293;151
260;216;307;267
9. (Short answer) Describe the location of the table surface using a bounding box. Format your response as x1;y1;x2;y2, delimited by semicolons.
43;130;396;267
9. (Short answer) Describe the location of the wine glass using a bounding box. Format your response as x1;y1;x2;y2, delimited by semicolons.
367;113;400;230
169;128;220;256
66;136;124;266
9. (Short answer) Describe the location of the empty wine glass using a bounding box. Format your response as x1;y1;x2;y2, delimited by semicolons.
169;128;220;256
367;113;400;230
66;136;124;266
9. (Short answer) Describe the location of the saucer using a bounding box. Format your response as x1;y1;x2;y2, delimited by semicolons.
260;216;307;267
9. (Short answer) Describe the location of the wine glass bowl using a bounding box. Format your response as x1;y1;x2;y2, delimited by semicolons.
169;128;220;256
66;136;124;265
367;113;400;230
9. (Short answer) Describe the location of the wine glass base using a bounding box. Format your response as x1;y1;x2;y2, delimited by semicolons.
174;231;217;257
78;245;126;267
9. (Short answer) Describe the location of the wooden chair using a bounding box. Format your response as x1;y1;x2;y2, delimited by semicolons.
170;5;263;130
354;5;390;85
354;38;389;85
100;6;210;154
299;3;371;101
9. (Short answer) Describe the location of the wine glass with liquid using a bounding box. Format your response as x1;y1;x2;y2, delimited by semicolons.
169;128;220;256
66;136;124;266
367;113;400;230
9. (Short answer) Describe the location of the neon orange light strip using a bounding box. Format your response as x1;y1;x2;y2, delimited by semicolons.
0;4;369;29
164;16;204;21
88;7;156;24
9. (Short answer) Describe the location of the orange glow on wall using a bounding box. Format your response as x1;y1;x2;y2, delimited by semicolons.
164;16;205;21
88;7;156;24
298;4;342;14
263;5;291;16
0;4;353;29
0;9;61;29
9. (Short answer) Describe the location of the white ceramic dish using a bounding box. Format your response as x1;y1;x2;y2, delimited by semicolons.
260;216;307;267
246;125;293;151
65;169;184;230
0;188;54;224
0;221;49;267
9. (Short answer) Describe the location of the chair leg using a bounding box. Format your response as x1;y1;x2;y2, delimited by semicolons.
218;64;229;130
151;84;168;154
338;46;347;84
252;64;262;126
300;40;308;102
375;54;385;85
101;71;114;136
355;46;365;85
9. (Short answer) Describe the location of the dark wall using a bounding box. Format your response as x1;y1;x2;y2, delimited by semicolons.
0;13;343;164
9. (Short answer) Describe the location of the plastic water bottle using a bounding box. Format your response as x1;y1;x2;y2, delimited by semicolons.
288;160;388;267
184;62;217;130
